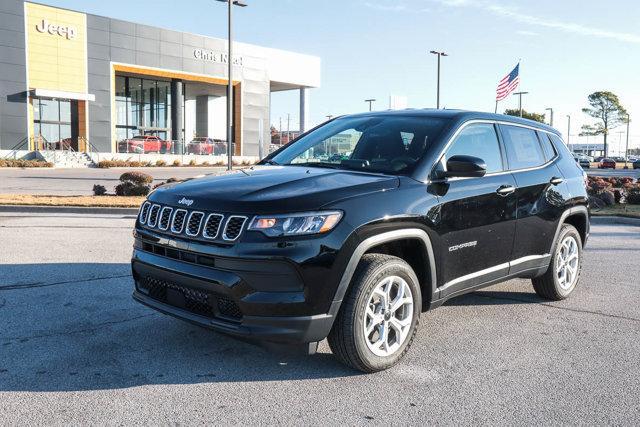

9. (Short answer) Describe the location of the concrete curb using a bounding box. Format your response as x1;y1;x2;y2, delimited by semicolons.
0;204;139;216
591;216;640;227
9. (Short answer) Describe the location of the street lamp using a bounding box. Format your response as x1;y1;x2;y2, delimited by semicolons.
512;91;529;117
364;99;376;111
545;107;554;127
216;0;247;170
625;113;631;168
429;50;448;109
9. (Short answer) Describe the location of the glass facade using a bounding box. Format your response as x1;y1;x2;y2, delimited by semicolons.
115;75;172;153
33;98;74;150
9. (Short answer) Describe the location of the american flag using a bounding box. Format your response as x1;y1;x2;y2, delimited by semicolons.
496;63;520;101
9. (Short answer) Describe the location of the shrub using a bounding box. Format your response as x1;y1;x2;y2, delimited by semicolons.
172;159;181;167
115;181;150;196
613;189;623;204
202;161;210;166
189;159;196;166
627;186;640;205
156;159;167;167
92;184;107;196
598;190;615;206
119;171;153;185
0;159;53;168
588;195;606;210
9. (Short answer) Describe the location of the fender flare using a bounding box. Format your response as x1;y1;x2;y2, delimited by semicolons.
551;205;590;253
330;228;438;311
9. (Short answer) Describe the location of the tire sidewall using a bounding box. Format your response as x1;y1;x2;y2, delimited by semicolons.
352;260;421;370
552;226;583;297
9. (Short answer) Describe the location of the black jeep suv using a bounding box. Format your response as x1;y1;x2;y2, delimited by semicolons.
132;110;589;372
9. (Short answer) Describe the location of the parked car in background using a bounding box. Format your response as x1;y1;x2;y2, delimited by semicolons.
214;140;232;155
633;159;640;169
598;158;616;169
118;135;170;154
611;156;625;163
578;158;591;168
594;156;605;162
187;137;215;155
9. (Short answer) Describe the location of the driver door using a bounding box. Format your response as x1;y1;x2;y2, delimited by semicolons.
431;123;517;298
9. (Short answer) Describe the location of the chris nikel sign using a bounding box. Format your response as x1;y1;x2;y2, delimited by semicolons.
35;19;77;40
193;48;243;66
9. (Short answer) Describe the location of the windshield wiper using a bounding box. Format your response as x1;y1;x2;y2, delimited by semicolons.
292;162;343;169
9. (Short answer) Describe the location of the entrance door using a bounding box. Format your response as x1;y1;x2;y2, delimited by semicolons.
33;98;78;150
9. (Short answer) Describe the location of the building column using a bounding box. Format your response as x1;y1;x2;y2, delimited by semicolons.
170;79;183;142
299;87;309;133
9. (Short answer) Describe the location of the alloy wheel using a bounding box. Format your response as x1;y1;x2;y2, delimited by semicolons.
556;235;579;290
362;275;414;357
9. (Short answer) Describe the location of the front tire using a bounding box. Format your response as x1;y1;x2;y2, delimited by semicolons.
532;224;583;300
328;254;421;373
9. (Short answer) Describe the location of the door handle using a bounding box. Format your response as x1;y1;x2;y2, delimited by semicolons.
550;176;564;185
496;185;516;196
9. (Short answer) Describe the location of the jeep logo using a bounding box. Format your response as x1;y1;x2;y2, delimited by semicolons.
178;197;194;207
35;19;77;40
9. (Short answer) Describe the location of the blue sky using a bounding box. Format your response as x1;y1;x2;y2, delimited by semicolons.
44;0;640;150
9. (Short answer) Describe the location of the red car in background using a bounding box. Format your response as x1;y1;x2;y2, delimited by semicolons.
597;158;616;169
187;137;216;155
118;135;171;154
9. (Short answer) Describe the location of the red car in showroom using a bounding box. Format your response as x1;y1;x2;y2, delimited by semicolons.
187;137;216;155
118;135;172;154
597;158;616;169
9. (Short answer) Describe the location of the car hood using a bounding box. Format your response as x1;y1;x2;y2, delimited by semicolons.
149;166;400;214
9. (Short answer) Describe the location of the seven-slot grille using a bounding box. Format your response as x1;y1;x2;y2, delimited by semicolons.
138;203;248;242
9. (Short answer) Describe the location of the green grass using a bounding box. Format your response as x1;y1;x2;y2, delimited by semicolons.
591;204;640;218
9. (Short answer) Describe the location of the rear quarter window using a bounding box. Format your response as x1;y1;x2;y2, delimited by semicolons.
501;125;546;170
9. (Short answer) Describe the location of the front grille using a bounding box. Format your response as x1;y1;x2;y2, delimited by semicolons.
139;202;151;224
223;216;247;241
148;204;161;227
171;209;187;233
186;212;205;236
203;214;223;239
138;276;242;321
158;207;173;230
140;203;249;243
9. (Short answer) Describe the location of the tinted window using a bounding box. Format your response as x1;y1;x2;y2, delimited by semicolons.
270;116;449;175
538;132;557;161
445;123;504;173
502;125;546;170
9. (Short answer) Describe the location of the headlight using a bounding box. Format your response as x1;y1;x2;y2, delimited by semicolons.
248;211;343;237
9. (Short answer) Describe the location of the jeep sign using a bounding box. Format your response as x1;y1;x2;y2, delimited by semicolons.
35;19;77;40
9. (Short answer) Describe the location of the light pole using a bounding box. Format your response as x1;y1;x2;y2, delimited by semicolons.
216;0;247;170
625;113;630;167
566;115;571;146
429;50;448;109
512;91;529;117
545;107;554;127
365;99;376;112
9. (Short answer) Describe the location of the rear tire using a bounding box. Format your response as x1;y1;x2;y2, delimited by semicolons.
532;224;582;300
328;254;421;373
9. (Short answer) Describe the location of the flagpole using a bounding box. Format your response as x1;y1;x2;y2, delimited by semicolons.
494;100;498;114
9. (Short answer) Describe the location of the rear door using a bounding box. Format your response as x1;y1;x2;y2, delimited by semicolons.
499;124;568;274
433;122;517;298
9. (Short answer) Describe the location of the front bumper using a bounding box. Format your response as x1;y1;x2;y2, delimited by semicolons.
131;247;340;345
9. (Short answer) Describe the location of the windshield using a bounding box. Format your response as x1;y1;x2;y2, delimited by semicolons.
268;115;449;175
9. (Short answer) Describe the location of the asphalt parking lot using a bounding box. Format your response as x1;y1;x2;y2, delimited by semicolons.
0;213;639;425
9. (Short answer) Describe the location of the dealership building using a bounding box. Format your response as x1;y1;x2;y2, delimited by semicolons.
0;1;320;161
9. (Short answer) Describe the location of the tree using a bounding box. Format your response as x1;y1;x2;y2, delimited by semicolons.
579;91;628;157
503;109;546;123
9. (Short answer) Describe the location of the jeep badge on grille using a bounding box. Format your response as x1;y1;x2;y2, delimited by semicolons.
178;197;194;207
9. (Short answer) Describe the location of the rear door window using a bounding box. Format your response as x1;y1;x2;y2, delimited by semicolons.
537;132;558;161
501;125;546;170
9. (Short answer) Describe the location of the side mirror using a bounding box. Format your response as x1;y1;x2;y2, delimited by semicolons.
441;155;487;178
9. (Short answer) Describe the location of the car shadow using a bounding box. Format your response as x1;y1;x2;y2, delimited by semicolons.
0;263;360;392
